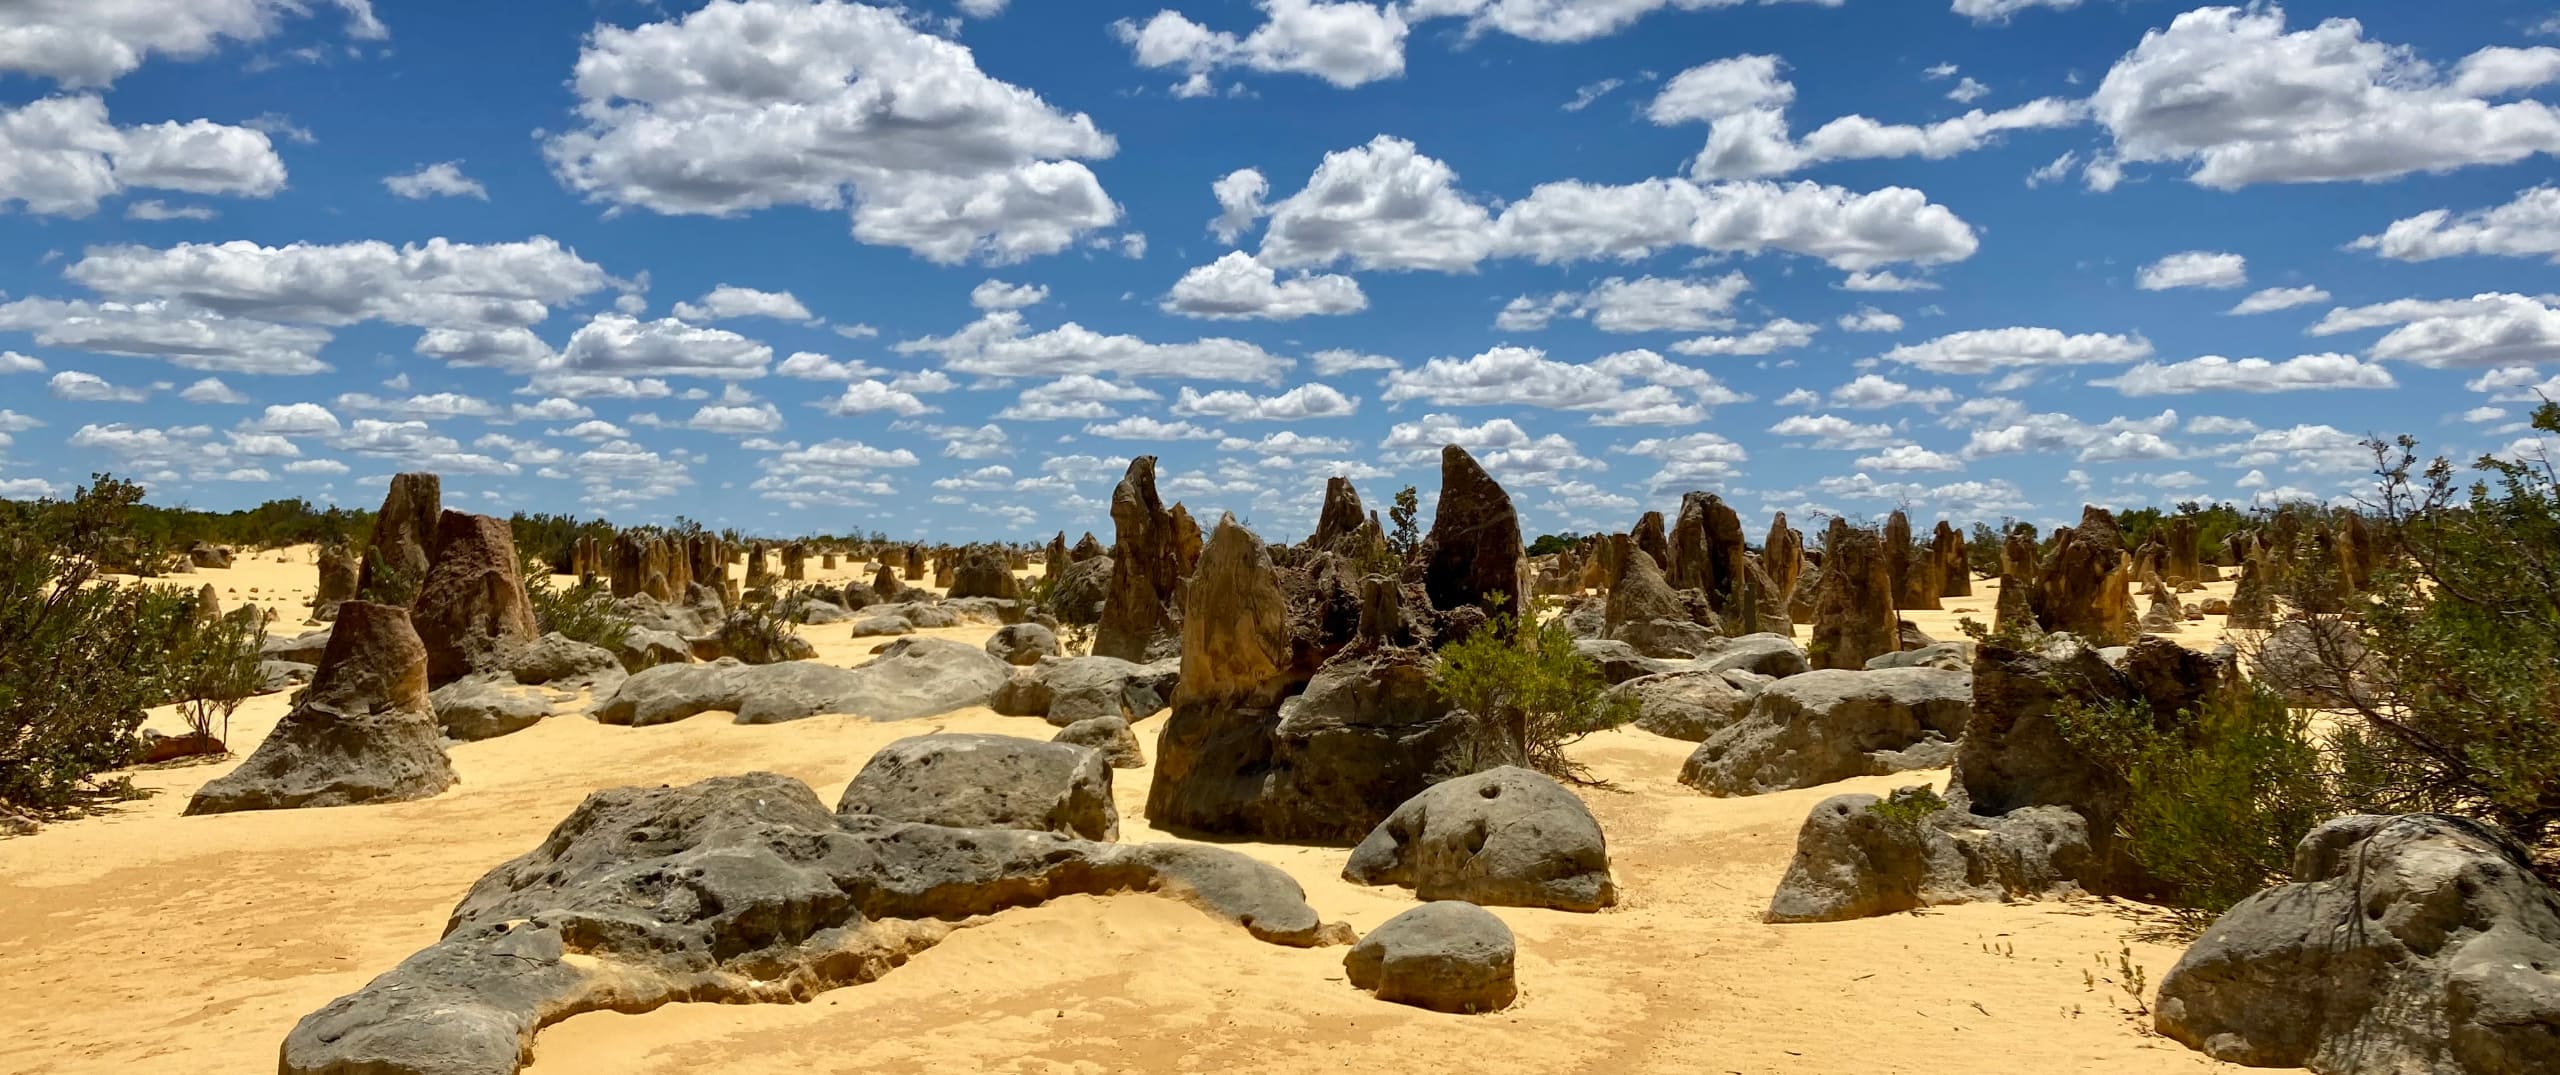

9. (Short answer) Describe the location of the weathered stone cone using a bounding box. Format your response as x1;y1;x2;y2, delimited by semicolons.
1764;513;1805;619
1170;503;1205;577
1094;456;1184;662
2001;525;2040;579
1420;444;1525;622
279;772;1350;1075
1809;520;1896;671
185;601;457;816
313;543;358;620
1885;510;1942;612
1069;532;1105;561
2155;814;2560;1075
2227;543;2276;630
2164;515;2217;584
1604;549;1718;658
1345;901;1518;1014
1148;514;1477;843
411;511;539;686
1932;521;1971;598
1311;476;1366;550
353;472;440;602
947;547;1018;599
2031;507;2134;645
1991;572;2038;638
1344;766;1616;912
1045;531;1069;572
1631;511;1671;588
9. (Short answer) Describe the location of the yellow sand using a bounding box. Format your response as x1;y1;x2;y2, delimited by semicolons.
0;549;2251;1075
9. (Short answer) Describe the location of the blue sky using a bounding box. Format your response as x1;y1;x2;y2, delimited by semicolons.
0;1;2555;541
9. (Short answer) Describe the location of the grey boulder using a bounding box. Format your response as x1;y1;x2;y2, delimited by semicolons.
1680;667;1972;796
985;623;1061;666
837;733;1117;841
1764;790;2094;923
1344;901;1518;1014
1611;667;1764;742
1053;716;1145;769
261;627;333;665
429;677;554;742
1695;632;1812;678
1573;638;1680;685
1344;766;1615;912
1865;641;1970;672
508;632;626;694
2155;814;2560;1075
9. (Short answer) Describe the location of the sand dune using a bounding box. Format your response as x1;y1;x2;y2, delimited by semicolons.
0;549;2246;1075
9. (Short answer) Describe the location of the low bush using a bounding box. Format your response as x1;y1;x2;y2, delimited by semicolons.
521;551;631;651
2054;682;2337;923
1431;603;1634;785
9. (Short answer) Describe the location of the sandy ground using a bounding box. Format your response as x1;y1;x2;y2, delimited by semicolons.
1;549;2251;1075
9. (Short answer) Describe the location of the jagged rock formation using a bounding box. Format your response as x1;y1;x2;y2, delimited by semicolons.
947;547;1018;599
2163;516;2215;584
1420;445;1525;622
1764;513;1805;619
1631;511;1671;586
314;543;358;621
1094;457;1184;662
1344;766;1616;912
1169;503;1204;577
185;602;457;815
1313;476;1367;551
1809;521;1897;671
2228;539;2276;630
2030;507;2134;645
1763;633;2229;921
1344;901;1517;1015
2156;814;2560;1075
837;733;1117;841
1932;521;1971;598
411;511;539;687
1146;514;1484;843
278;773;1349;1075
1053;716;1146;769
353;472;440;603
1604;550;1719;659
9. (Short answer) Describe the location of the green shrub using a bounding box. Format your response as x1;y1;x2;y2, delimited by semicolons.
0;486;201;809
165;605;264;749
2053;682;2336;922
1388;486;1421;559
521;551;631;651
1431;604;1634;784
2278;403;2560;848
716;585;808;665
1869;785;1948;830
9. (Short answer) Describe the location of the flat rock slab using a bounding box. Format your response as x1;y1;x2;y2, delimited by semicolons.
594;638;1008;726
279;772;1350;1075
